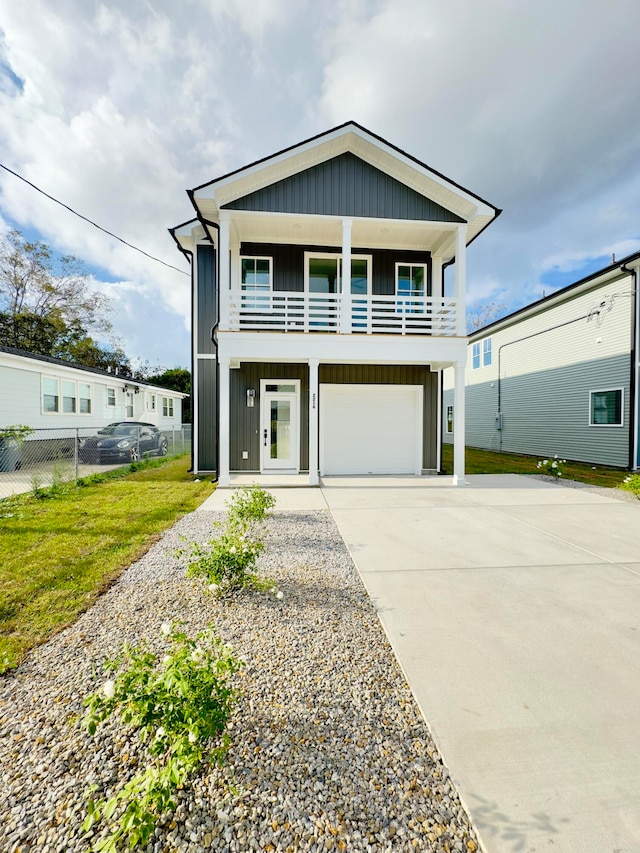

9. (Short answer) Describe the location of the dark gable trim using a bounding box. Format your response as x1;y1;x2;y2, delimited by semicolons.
189;120;501;216
221;152;465;223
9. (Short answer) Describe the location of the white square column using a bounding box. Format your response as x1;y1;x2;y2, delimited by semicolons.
454;224;467;337
453;360;466;486
340;219;352;334
308;359;319;485
218;355;230;486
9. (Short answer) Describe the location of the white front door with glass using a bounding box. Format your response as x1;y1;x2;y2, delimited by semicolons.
260;381;300;472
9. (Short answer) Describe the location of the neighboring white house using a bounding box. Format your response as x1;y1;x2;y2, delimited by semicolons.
443;251;640;470
170;121;500;485
0;346;186;431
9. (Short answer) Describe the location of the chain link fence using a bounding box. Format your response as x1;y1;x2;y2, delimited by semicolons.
0;425;192;500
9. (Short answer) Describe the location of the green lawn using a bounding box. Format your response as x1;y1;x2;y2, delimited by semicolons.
0;456;215;673
441;443;629;488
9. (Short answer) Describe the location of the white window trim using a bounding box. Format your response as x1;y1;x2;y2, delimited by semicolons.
394;262;428;296
446;404;454;434
240;255;273;310
482;337;492;367
471;341;481;370
162;396;175;418
42;375;92;415
589;387;624;427
42;376;60;414
303;252;372;294
106;387;117;407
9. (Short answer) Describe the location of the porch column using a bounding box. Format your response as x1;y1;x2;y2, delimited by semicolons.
229;234;240;330
431;255;443;299
453;359;466;486
454;224;467;337
218;213;230;330
341;219;352;334
308;359;319;485
218;355;230;486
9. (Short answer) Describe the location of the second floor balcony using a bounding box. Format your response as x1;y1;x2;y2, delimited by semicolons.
222;289;459;336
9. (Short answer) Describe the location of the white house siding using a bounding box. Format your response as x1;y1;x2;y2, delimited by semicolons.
444;272;634;468
0;352;184;431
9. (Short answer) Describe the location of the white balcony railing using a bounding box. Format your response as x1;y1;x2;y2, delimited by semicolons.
226;290;458;336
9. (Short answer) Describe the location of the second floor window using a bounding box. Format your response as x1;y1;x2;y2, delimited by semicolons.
241;257;272;309
396;263;427;314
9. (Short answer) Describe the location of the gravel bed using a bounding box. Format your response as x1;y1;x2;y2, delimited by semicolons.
0;509;480;853
530;474;640;503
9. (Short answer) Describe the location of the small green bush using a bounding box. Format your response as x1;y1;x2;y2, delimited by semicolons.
226;484;276;524
621;473;640;497
536;455;566;479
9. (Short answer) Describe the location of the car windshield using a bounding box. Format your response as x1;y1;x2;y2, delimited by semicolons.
100;425;138;436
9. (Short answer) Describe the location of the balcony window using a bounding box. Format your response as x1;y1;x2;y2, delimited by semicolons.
241;257;272;309
396;263;427;313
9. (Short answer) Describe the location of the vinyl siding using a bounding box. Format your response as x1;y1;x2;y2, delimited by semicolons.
230;363;309;472
224;152;465;223
196;244;216;355
443;273;634;467
196;359;217;471
240;243;431;297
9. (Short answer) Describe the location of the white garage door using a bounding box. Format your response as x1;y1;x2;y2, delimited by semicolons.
320;384;423;475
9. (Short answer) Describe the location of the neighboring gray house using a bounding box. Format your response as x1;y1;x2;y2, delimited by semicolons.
170;121;500;484
0;346;186;431
443;252;640;470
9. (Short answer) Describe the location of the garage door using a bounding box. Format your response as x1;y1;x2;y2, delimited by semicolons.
320;384;423;475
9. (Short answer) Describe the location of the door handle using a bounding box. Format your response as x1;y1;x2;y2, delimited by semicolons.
263;429;268;447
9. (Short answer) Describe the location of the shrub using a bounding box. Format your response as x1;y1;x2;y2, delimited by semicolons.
621;473;640;497
82;622;241;852
226;484;276;524
536;455;566;479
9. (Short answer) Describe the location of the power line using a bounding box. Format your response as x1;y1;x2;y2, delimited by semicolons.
0;162;189;276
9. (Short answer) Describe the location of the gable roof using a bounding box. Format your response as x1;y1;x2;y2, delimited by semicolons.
187;121;500;251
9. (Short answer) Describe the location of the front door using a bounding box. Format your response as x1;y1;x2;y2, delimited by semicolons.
260;381;300;472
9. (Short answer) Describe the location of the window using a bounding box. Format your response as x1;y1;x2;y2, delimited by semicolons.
162;397;174;418
483;337;492;367
79;383;92;414
42;377;59;413
241;257;272;309
446;405;454;434
125;391;134;419
107;387;116;407
62;380;76;413
590;389;623;426
396;263;427;314
472;342;481;370
147;393;156;412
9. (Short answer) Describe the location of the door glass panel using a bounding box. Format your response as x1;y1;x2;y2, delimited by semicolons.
265;383;296;393
350;258;368;295
270;400;291;459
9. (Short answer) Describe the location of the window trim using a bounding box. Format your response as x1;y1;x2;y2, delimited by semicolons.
303;252;372;295
482;337;492;367
472;341;481;370
589;387;624;427
42;375;92;415
42;376;60;414
446;404;454;434
162;396;175;418
106;387;117;408
240;255;273;311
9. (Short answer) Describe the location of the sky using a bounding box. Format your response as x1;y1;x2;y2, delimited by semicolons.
1;0;640;370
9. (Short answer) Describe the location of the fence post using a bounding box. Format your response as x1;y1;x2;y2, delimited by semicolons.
75;428;79;481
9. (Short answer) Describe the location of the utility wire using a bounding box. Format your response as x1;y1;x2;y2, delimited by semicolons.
0;162;189;276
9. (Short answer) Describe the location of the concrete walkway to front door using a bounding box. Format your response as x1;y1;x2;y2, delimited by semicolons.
321;474;640;853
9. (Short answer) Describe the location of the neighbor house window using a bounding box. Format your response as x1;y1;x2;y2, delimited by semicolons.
241;257;272;309
62;380;76;413
147;393;156;412
106;387;116;407
590;388;623;426
396;263;427;313
79;383;92;414
472;342;481;370
162;397;174;418
483;337;492;366
446;405;454;434
42;377;59;413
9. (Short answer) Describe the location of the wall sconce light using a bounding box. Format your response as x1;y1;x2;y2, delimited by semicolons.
246;389;256;408
122;384;129;393
134;386;140;394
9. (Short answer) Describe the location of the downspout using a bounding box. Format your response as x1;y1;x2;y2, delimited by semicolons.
621;263;639;470
205;220;221;483
185;248;194;473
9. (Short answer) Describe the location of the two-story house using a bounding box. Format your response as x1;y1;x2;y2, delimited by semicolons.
171;122;500;485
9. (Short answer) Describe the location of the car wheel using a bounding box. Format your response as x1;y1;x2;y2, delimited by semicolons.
130;446;140;463
158;440;168;456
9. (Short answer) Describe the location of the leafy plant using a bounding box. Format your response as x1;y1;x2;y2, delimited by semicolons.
536;454;566;479
0;424;34;441
82;622;241;851
621;473;640;497
226;484;276;524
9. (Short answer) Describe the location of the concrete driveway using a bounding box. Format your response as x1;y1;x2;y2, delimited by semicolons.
321;474;640;853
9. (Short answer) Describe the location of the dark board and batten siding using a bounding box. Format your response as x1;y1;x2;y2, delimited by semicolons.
230;363;309;472
319;364;438;469
241;243;432;297
224;153;464;223
197;359;217;471
197;245;216;355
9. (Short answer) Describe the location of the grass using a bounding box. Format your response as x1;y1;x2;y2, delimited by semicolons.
441;444;630;488
0;455;215;673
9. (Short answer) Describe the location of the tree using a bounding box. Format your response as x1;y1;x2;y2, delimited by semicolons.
0;229;121;367
145;367;191;423
466;301;507;333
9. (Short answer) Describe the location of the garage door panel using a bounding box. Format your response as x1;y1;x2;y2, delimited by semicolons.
320;384;422;475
